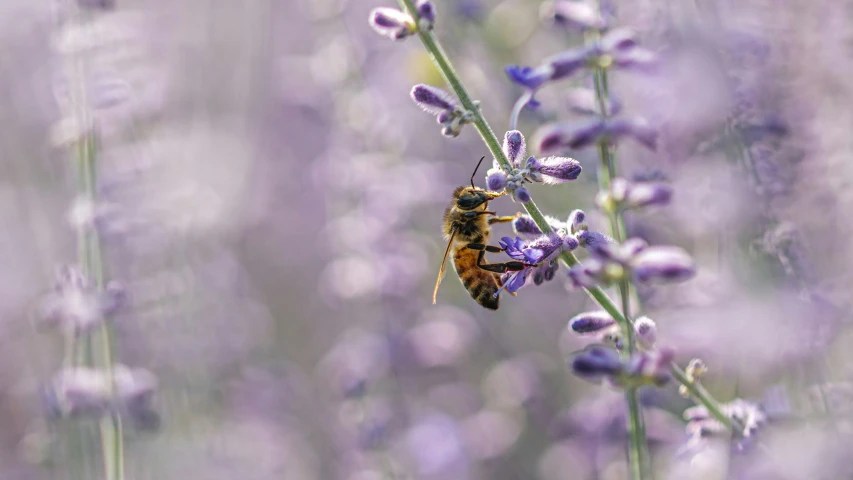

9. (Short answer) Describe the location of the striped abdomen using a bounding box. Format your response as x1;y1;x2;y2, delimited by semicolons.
453;246;501;310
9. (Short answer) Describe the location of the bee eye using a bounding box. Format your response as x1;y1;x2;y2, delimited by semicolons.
457;194;484;210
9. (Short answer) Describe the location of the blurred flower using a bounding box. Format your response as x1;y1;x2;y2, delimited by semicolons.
505;28;657;92
565;87;622;116
633;316;657;349
410;84;478;138
568;310;616;335
541;0;606;31
416;1;437;30
570;345;674;388
595;177;673;212
537;116;658;153
684;398;766;445
43;365;157;422
37;265;126;335
568;238;695;288
369;7;417;40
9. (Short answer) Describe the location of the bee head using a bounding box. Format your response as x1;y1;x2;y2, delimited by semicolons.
455;187;490;211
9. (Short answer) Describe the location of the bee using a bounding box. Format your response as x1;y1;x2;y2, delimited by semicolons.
433;157;534;310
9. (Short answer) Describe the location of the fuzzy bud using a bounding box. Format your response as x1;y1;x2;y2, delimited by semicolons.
369;7;416;40
568;310;616;335
513;215;543;236
410;84;457;115
486;168;508;191
503;130;527;167
567;209;585;231
514;186;531;203
624;181;673;209
537;156;582;184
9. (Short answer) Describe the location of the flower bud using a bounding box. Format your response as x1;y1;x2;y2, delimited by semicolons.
536;120;606;153
513;215;543;236
416;0;436;30
624;181;673;209
630;246;696;284
503;130;527;167
486;168;508;191
571;346;622;381
410;84;456;115
567;209;585;231
568;310;616;335
634;316;657;348
537;156;582;184
369;7;416;40
514;186;531;203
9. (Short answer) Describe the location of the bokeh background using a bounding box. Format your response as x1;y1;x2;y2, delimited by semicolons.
1;0;852;478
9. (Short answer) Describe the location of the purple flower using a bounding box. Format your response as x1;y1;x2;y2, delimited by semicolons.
575;230;613;249
499;269;531;295
503;130;527;167
537;156;582;184
410;84;457;115
416;0;436;29
630;246;696;284
622;347;674;387
369;7;416;40
545;0;607;31
505;47;594;91
596;177;673;211
523;233;565;263
499;236;526;258
568;310;616;335
571;346;622;380
536;116;658;154
486;168;508;191
567;209;585;230
634;316;657;348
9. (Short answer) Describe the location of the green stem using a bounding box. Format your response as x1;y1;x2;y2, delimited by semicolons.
396;0;746;444
593;64;648;479
69;7;125;479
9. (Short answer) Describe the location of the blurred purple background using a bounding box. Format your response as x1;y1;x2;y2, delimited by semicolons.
0;0;852;478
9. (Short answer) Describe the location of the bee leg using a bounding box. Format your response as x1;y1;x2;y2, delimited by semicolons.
467;246;535;273
487;215;517;225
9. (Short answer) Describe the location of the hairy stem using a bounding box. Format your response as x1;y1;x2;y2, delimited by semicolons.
396;0;745;441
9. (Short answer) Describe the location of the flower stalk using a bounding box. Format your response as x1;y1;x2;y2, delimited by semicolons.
395;0;748;458
66;6;125;479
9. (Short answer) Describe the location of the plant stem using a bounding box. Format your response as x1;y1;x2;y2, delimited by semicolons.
592;64;649;479
396;0;745;442
69;5;125;479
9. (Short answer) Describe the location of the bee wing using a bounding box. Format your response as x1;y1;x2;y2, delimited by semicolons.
432;228;458;304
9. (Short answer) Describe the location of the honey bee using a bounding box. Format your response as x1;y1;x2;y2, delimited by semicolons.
433;157;534;310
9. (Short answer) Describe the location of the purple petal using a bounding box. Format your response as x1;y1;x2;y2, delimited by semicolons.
576;230;614;250
505;65;551;90
634;316;657;348
524;233;564;261
369;8;415;40
417;0;436;24
514;187;531;203
600;27;637;51
567;209;585;229
547;47;595;82
571;346;622;380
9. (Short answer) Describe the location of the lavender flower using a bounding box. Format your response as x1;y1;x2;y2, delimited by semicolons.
487;130;582;199
596;177;673;212
369;7;416;40
511;214;566;237
44;365;157;420
568;310;616;335
537;116;658;153
409;84;479;138
567;238;695;288
416;0;436;30
571;346;673;387
565;87;622;116
633;316;657;349
37;265;126;335
684;399;767;440
542;0;607;31
505;28;657;92
497;233;578;295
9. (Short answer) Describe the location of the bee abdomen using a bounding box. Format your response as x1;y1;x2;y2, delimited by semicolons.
454;251;501;310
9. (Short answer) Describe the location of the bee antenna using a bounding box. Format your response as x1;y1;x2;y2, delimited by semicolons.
471;156;486;189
